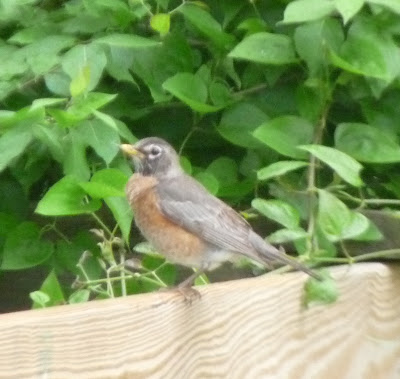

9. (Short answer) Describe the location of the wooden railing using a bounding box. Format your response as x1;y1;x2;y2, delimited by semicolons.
0;263;399;378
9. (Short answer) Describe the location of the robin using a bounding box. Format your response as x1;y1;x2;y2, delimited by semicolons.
121;137;320;299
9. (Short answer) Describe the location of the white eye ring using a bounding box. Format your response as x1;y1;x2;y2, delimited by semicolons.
149;145;162;158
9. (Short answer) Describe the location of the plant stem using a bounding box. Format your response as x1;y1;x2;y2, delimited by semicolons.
313;249;400;263
179;127;198;155
49;222;71;243
340;241;354;263
151;271;168;287
139;0;153;15
106;268;115;298
337;191;400;206
353;249;400;262
90;212;113;237
265;249;400;277
120;250;127;297
306;108;328;256
123;268;168;288
250;0;262;19
234;83;268;98
84;275;134;285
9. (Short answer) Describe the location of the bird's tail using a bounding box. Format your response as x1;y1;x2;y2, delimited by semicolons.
248;231;322;281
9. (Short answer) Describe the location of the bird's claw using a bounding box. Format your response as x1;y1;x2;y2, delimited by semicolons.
158;285;201;304
177;285;201;304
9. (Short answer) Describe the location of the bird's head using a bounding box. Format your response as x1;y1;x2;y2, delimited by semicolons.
120;137;182;179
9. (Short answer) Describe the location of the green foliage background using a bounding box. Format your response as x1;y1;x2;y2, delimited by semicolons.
1;0;400;309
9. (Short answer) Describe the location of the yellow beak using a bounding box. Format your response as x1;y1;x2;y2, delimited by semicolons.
120;144;145;159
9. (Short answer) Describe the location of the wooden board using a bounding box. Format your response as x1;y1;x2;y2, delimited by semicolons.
0;263;399;379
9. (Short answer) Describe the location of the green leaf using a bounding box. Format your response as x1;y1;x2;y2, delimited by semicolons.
32;270;65;309
21;35;76;75
30;98;67;111
237;18;267;35
257;160;308;181
314;227;338;258
30;291;50;308
218;103;267;148
330;18;400;82
49;93;117;128
0;212;19;238
81;169;132;241
163;73;222;113
80;169;128;198
294;19;344;76
281;0;335;24
335;123;400;163
351;218;383;241
156;263;177;286
209;82;233;107
55;231;99;274
95;34;161;48
0;125;33;172
240;150;262;178
195;172;219;195
178;4;235;50
0;106;44;130
334;0;364;24
129;32;193;103
317;190;369;241
36;176;101;216
10;149;50;193
69;289;90;304
62;43;107;93
45;71;71;96
8;24;60;45
63;130;91;181
207;157;238;186
367;0;400;15
343;212;372;240
150;13;170;35
77;119;120;164
253;116;314;159
92;110;118;130
217;179;254;199
105;46;137;84
304;270;338;307
67;92;117;122
104;196;133;242
115;120;137;143
83;0;133;27
141;254;165;270
229;32;296;65
252;198;300;229
0;177;29;220
317;189;350;242
267;228;309;244
180;156;192;175
134;242;158;255
70;65;91;97
299;145;363;187
1;222;54;270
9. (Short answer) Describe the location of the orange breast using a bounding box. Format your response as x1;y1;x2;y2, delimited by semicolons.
126;174;206;268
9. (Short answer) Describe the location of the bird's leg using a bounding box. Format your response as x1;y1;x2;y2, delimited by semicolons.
176;268;205;304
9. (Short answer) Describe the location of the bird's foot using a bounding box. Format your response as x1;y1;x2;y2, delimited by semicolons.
177;285;201;304
158;285;201;304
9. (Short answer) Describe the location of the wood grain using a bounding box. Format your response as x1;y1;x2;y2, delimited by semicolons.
0;263;399;379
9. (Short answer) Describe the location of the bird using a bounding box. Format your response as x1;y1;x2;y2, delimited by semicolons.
121;137;321;300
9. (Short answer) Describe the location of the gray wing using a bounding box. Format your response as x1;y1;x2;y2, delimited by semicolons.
156;175;257;258
157;175;322;279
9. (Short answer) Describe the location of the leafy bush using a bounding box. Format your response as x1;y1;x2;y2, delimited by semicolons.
1;0;400;309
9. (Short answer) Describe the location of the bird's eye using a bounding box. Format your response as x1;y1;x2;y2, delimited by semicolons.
149;145;162;158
